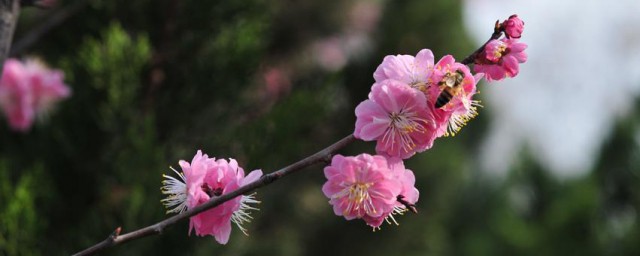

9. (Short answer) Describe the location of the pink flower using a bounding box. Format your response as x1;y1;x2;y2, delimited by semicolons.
24;59;71;112
361;157;419;228
502;14;524;39
474;39;528;81
373;49;435;93
0;58;71;132
322;154;403;228
161;150;262;244
0;60;34;131
428;55;482;137
387;157;418;207
354;79;436;159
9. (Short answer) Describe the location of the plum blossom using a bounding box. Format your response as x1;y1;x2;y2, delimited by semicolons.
373;49;435;93
322;154;418;228
0;58;70;132
502;14;524;39
161;150;262;244
428;55;482;137
473;39;528;81
354;79;436;159
370;50;481;137
361;156;419;228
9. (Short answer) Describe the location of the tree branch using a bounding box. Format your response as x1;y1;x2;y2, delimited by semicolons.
0;0;19;71
10;0;88;56
72;15;510;255
460;20;503;65
73;134;357;256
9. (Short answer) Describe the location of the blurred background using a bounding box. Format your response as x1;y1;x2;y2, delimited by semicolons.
1;0;640;255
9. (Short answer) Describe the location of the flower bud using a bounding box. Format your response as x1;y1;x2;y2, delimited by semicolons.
503;14;524;38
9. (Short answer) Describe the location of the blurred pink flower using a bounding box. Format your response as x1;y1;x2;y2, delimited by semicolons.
348;1;382;33
263;67;291;97
354;79;436;159
24;59;71;113
474;39;528;81
503;14;524;39
313;37;347;71
0;59;34;131
429;55;482;137
322;154;403;228
161;150;262;244
0;58;70;132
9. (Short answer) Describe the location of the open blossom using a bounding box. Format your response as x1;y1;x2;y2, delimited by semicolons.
161;150;262;244
474;39;528;81
502;14;524;39
361;157;419;228
373;49;435;93
0;58;70;132
428;55;482;137
322;154;418;228
354;79;436;159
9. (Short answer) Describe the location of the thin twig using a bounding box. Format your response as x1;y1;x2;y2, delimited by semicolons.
0;0;20;71
460;20;503;65
73;134;357;256
9;0;89;56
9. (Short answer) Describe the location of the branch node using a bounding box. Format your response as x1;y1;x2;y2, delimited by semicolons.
321;154;332;165
108;227;121;242
154;225;164;234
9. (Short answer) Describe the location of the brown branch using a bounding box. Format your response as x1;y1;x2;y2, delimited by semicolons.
10;0;88;56
73;134;357;256
0;0;19;71
460;20;504;65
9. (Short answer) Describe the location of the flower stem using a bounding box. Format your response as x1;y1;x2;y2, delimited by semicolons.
460;20;503;65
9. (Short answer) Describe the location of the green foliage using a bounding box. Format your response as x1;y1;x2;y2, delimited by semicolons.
78;22;150;126
0;161;50;256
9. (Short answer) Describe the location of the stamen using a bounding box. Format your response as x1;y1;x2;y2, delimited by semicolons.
334;182;376;216
381;105;432;153
444;100;482;137
231;193;260;236
160;166;188;214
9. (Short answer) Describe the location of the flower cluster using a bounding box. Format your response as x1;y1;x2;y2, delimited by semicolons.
0;58;71;132
474;15;528;81
161;150;262;244
328;14;528;229
356;49;481;160
354;14;527;162
322;154;418;229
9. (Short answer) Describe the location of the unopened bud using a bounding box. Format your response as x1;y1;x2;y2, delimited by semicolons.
502;14;524;39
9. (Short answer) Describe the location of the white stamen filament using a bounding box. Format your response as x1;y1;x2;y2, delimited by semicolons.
381;106;431;153
160;167;188;214
231;193;260;236
445;100;482;137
